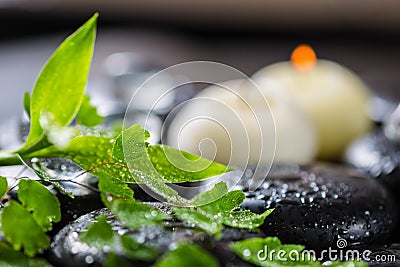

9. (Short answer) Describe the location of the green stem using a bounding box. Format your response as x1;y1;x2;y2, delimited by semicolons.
15;135;51;155
0;152;24;166
0;135;53;166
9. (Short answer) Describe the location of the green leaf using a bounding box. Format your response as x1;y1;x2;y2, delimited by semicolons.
175;181;271;235
120;235;160;262
110;199;171;230
0;242;52;267
199;190;245;215
23;92;31;118
0;201;50;256
191;182;245;213
97;173;134;203
22;13;98;151
26;126;183;204
118;125;187;204
25;135;134;201
79;216;116;249
173;207;223;237
27;135;114;167
221;209;274;230
0;176;7;199
115;124;147;161
80;216;159;262
191;181;228;206
154;243;219;267
147;145;233;183
104;253;132;267
26;124;231;205
18;179;61;231
76;94;104;127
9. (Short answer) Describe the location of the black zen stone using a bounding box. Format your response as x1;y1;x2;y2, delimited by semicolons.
345;129;400;196
346;243;400;266
238;163;398;251
345;129;400;243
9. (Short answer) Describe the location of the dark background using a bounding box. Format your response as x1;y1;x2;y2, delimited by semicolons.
0;1;399;123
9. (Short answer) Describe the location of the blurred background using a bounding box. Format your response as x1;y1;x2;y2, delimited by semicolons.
0;0;400;123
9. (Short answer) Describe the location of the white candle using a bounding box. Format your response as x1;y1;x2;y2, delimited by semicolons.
252;45;372;160
166;79;317;167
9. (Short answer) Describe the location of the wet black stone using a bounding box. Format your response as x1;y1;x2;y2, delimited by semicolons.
368;243;400;266
345;129;400;196
345;129;400;244
48;209;110;267
51;191;104;237
47;206;262;267
345;243;400;266
239;163;398;251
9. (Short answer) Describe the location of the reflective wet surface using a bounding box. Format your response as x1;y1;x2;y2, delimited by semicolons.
239;163;398;250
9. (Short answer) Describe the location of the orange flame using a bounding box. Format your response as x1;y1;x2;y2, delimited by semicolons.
291;44;317;71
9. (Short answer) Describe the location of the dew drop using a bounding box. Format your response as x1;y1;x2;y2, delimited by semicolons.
243;249;251;257
85;255;94;264
71;247;79;255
